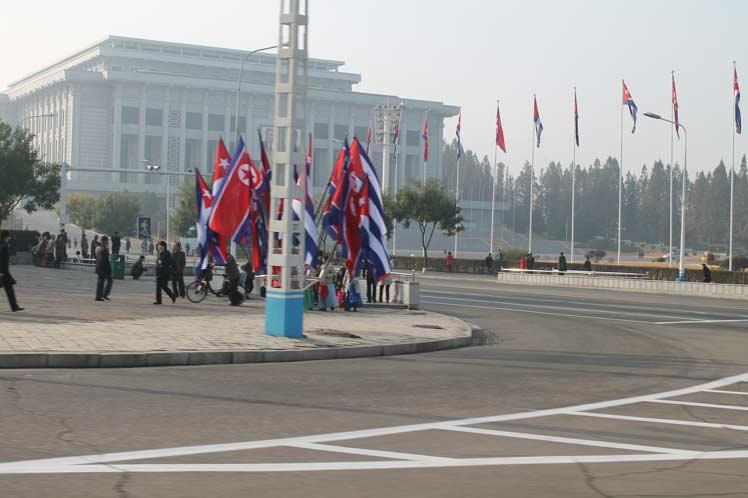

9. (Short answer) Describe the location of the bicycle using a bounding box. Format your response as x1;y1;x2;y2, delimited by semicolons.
186;269;228;303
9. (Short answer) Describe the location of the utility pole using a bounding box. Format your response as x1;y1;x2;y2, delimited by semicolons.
265;0;308;338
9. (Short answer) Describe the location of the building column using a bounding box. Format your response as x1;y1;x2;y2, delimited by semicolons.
70;84;82;169
245;95;255;152
179;93;187;172
327;103;335;172
137;86;147;186
436;117;444;181
201;96;209;174
111;85;123;184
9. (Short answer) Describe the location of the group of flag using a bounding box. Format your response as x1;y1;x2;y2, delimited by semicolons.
464;65;743;161
193;132;391;285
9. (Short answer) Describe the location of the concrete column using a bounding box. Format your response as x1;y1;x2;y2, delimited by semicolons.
245;95;255;152
179;95;186;172
112;84;123;184
137;86;146;186
327;103;335;173
70;84;81;170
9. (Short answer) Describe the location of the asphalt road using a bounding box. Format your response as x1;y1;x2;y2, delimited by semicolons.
1;272;747;497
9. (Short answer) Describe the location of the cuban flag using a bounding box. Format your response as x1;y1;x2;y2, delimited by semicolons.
456;113;462;160
672;73;680;139
211;138;232;198
250;131;273;273
622;80;638;134
735;63;742;135
533;95;543;148
422;117;429;162
292;133;319;267
574;89;580;147
208;137;253;258
349;138;391;281
322;141;351;243
194;169;212;277
496;101;507;153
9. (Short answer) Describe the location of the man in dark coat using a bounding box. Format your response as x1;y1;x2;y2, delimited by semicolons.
171;241;186;298
95;236;113;302
154;241;177;304
111;232;121;256
225;253;242;306
558;252;568;275
0;230;23;311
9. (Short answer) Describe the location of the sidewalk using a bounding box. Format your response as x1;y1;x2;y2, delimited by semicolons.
0;267;474;368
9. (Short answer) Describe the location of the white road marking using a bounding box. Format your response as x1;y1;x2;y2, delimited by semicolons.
1;372;746;474
421;300;655;324
4;451;748;474
653;318;748;325
568;411;748;431
441;426;691;454
649;400;748;411
706;389;748;396
287;442;455;462
422;289;748;318
421;295;690;321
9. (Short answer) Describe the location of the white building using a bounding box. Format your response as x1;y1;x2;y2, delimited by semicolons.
0;36;458;201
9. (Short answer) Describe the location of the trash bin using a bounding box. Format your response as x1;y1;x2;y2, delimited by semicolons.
111;255;126;280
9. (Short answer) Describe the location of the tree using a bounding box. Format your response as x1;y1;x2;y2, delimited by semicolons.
96;192;141;236
0;120;60;228
66;193;99;230
172;178;198;237
393;178;463;265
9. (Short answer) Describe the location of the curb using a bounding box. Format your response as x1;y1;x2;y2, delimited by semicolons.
0;326;481;369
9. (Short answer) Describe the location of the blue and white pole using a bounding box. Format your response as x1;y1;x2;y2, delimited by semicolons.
265;0;309;338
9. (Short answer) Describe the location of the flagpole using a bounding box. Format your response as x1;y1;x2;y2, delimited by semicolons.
423;109;429;184
529;95;535;254
490;102;498;255
454;144;460;257
571;88;576;264
670;71;675;268
730;61;736;271
618;82;624;266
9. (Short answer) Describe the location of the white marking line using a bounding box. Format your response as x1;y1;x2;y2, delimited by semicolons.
1;372;746;474
706;389;748;396
287;442;455;462
441;426;691;454
649;400;748;411
421;294;690;321
421;300;654;324
653;318;748;325
568;412;748;432
5;451;748;474
422;289;748;318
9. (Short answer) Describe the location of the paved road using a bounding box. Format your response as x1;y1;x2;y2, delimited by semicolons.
1;272;747;497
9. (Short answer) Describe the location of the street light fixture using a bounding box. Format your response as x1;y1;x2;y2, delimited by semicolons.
643;112;688;282
234;45;278;138
142;160;169;241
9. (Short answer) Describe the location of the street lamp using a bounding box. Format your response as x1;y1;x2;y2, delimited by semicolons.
141;160;169;242
643;112;688;282
234;45;278;138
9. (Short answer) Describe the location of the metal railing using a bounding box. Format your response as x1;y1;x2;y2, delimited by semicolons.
500;267;647;279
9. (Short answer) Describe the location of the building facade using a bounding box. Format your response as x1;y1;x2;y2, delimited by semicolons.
0;36;458;203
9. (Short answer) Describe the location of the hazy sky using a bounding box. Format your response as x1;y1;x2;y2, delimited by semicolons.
2;0;746;177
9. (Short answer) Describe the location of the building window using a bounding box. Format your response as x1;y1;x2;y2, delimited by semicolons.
186;112;202;130
312;147;329;187
207;140;218;173
185;139;202;172
230;116;247;133
145;108;163;127
208;114;225;132
313;122;329;139
334;124;348;141
120;134;138;183
145;136;162;185
122;106;139;125
406;154;419;181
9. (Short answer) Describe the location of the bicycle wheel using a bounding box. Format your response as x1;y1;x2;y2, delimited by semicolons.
186;281;208;303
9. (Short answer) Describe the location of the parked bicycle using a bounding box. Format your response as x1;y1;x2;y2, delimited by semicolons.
186;265;228;303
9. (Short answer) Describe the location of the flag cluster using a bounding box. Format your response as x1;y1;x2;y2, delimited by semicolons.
322;138;391;281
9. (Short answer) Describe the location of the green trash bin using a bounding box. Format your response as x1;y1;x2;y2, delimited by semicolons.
111;255;126;280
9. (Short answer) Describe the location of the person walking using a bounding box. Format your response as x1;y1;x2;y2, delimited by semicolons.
73;237;78;250
111;232;121;256
154;241;177;305
241;262;255;298
446;251;454;273
81;232;89;259
148;240;155;256
45;235;54;267
702;264;713;283
379;273;392;303
94;236;113;302
90;235;99;262
171;241;186;298
526;253;536;270
485;253;494;274
362;261;376;303
125;237;131;254
0;230;23;312
558;252;568;275
225;253;242;306
185;242;191;257
54;234;66;268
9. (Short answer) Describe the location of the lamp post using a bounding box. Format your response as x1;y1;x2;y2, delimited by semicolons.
234;45;278;138
141;161;169;241
643;112;688;281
